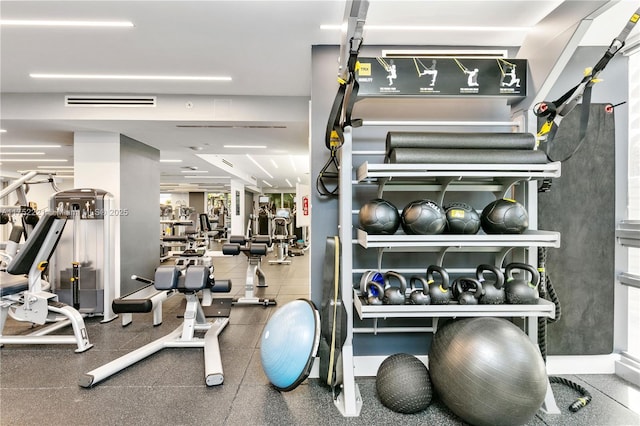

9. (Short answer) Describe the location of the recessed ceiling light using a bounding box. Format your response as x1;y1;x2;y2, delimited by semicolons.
0;19;134;27
180;170;208;173
224;145;267;149
270;159;279;169
285;179;293;188
0;152;45;155
262;180;273;188
246;154;274;179
30;73;232;81
0;144;61;148
320;24;530;32
37;166;74;169
0;129;6;133
0;159;67;162
178;125;285;129
183;176;227;179
160;159;183;163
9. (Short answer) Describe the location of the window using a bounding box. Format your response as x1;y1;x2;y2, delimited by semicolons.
626;52;640;356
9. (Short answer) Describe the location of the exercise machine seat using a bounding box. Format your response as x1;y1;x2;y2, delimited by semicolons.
0;274;29;297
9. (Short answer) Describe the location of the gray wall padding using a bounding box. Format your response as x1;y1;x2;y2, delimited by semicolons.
538;104;615;355
386;132;536;151
388;148;548;164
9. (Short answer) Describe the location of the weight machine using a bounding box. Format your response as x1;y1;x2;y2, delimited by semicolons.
0;213;93;352
269;208;296;265
50;188;116;322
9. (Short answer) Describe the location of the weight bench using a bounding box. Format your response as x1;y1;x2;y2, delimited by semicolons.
0;213;93;353
80;264;232;387
222;235;276;306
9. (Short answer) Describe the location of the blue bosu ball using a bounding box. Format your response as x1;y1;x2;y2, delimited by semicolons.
260;299;320;391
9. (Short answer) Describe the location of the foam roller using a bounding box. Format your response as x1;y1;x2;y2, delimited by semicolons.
387;148;548;164
386;132;536;152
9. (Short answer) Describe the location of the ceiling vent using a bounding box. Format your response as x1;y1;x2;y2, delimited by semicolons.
65;95;156;107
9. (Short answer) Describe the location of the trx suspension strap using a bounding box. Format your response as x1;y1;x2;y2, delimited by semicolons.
317;0;368;197
534;5;640;163
317;39;363;197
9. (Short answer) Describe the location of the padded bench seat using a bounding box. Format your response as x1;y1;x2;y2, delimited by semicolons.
0;272;29;297
162;235;190;243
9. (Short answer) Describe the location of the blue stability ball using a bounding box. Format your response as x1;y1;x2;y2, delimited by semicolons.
260;299;320;391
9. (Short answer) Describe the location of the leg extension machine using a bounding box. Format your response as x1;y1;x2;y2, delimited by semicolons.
80;265;231;387
222;235;276;306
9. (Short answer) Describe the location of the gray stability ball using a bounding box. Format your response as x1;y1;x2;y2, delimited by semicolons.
428;317;547;426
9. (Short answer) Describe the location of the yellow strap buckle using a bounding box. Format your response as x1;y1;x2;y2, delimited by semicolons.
538;120;554;137
329;130;341;148
37;261;48;271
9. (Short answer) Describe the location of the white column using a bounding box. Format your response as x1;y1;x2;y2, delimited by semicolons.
229;179;245;236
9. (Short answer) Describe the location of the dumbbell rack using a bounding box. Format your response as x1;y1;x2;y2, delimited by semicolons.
335;125;562;417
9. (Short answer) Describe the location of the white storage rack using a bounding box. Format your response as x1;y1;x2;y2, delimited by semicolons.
335;123;563;417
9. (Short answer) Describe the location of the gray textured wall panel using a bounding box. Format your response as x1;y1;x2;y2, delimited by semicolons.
119;135;160;295
538;104;615;355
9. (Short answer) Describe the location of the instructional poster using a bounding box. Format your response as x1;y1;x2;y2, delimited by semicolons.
356;57;527;97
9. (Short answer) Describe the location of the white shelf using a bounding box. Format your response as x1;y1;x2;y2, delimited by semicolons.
356;228;560;249
356;161;561;182
353;289;556;320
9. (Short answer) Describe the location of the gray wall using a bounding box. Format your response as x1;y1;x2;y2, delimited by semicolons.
310;45;342;307
119;135;160;295
189;193;205;215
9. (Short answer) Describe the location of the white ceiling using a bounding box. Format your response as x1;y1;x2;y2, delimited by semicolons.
1;0;638;192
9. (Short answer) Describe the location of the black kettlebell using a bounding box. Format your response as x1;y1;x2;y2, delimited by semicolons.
453;277;483;305
426;265;451;305
365;281;384;305
408;276;431;305
382;271;407;305
504;262;540;304
476;264;505;304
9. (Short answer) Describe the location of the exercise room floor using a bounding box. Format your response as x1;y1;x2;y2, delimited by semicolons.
1;245;640;425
